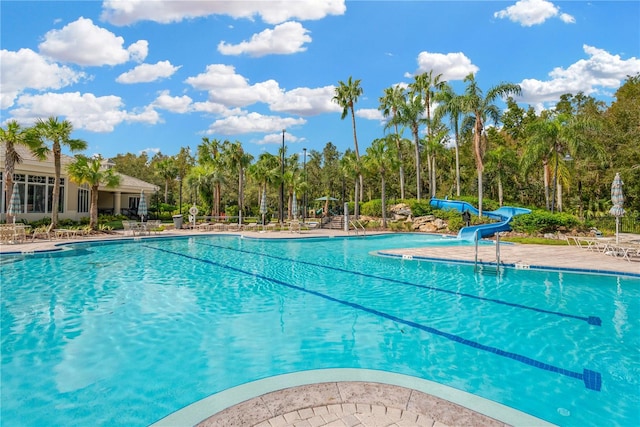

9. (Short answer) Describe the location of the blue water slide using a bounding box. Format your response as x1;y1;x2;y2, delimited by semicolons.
429;198;531;241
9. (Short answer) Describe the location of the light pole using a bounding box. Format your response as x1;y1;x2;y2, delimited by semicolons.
279;129;285;224
303;147;307;223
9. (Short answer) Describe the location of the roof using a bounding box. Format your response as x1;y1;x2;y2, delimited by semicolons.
0;144;158;193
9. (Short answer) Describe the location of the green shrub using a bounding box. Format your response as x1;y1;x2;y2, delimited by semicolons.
511;210;580;233
361;199;383;217
405;199;433;217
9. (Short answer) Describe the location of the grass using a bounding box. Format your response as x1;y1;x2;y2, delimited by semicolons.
501;236;570;245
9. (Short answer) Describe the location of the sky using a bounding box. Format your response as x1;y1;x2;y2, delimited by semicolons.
1;0;639;161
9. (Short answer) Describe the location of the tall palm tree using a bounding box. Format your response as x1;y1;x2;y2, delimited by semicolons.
1;120;45;223
222;140;253;223
435;84;465;197
396;92;427;199
485;129;519;207
66;155;120;230
339;150;360;217
35;117;87;228
248;152;281;220
364;136;399;228
461;74;521;217
379;84;407;199
409;70;446;197
197;137;225;217
522;111;604;212
154;157;178;204
333;76;364;209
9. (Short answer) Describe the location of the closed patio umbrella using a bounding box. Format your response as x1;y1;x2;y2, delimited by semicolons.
609;172;625;244
292;190;298;220
138;190;148;221
259;187;267;225
7;184;22;224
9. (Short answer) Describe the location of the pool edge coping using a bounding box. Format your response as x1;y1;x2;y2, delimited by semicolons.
150;369;555;427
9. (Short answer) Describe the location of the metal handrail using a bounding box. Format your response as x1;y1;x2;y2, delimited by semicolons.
349;220;366;236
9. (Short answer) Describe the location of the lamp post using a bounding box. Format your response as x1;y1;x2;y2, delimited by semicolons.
303;147;307;223
279;129;285;224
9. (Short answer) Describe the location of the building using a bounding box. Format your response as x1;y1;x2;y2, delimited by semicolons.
1;145;159;223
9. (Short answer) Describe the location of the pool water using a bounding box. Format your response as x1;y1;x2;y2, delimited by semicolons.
1;234;638;426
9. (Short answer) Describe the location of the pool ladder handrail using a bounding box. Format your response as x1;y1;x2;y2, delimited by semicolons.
349;220;366;236
474;230;502;274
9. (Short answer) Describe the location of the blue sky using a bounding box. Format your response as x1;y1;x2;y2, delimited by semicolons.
2;0;639;160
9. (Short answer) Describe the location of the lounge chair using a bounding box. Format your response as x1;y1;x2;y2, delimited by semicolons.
31;224;54;241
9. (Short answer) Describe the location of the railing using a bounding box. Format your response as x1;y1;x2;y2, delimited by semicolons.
474;230;502;275
349;220;366;236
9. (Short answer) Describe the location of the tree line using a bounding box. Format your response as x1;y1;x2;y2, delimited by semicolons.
3;73;638;230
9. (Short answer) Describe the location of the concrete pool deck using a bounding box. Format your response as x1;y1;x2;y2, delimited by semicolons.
1;228;638;426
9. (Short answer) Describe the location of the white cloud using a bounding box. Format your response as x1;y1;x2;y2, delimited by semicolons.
152;91;192;113
409;51;479;81
270;86;340;116
101;0;346;26
218;21;312;57
494;0;574;27
257;131;304;146
356;108;384;121
206;112;305;135
9;91;160;132
38;17;146;66
127;40;149;62
116;61;181;84
0;48;84;109
185;64;283;107
518;45;640;104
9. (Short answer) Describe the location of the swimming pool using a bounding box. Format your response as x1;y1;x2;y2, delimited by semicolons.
1;234;638;426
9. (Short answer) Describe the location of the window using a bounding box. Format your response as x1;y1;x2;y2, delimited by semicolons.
45;177;65;213
78;184;89;213
27;175;47;213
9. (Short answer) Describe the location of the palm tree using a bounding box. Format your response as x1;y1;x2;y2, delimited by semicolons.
379;84;407;199
222;140;253;223
522;111;604;212
196;137;225;217
461;74;521;217
485;129;519;207
409;71;446;197
364;136;399;228
35;117;87;228
248;152;281;221
396;92;427;199
435;84;465;197
66;155;120;230
154;157;178;204
333;76;364;209
340;150;362;219
1;120;45;223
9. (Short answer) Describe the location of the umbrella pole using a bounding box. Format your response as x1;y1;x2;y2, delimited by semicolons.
616;217;619;244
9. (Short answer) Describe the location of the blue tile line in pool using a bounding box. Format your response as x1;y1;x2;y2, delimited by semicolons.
144;244;602;391
195;241;602;327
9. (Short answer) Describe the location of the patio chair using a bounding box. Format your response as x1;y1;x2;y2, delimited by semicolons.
32;224;54;241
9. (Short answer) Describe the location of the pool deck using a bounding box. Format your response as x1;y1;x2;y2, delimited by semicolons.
2;228;638;426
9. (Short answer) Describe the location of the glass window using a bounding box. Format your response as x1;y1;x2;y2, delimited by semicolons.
78;184;89;213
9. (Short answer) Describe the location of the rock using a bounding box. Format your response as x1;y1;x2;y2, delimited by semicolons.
434;218;447;230
419;223;439;232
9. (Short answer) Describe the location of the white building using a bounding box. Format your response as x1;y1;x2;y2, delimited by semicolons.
1;145;159;223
